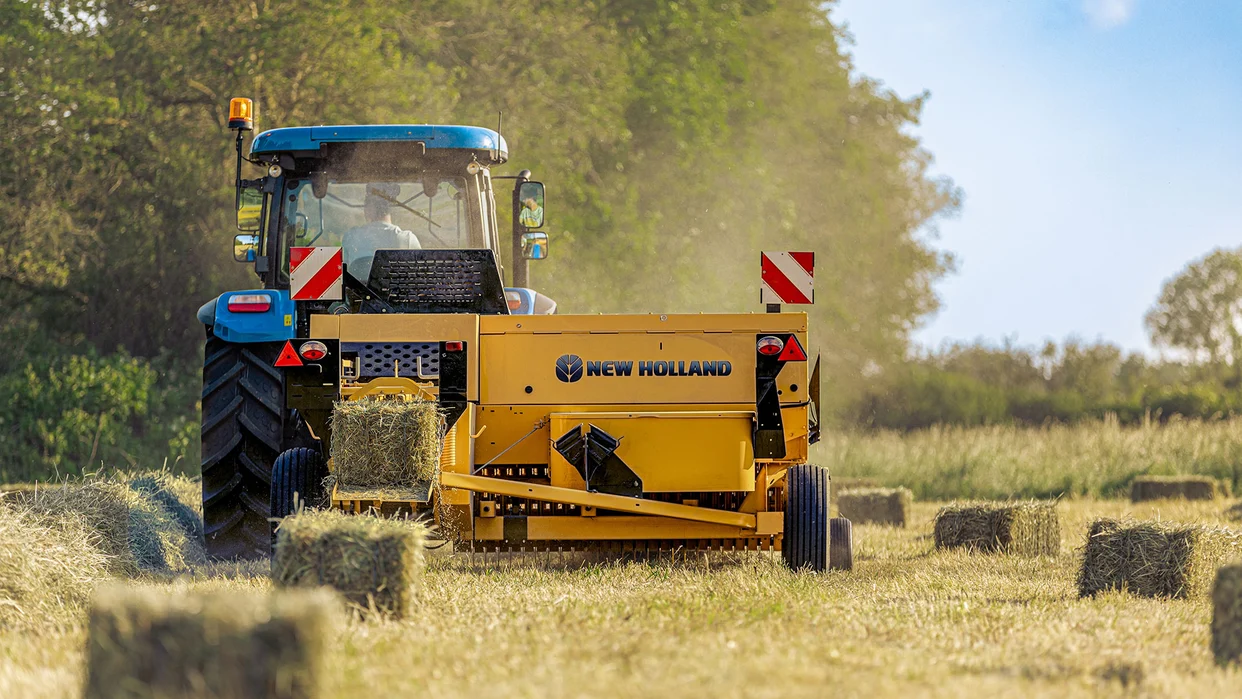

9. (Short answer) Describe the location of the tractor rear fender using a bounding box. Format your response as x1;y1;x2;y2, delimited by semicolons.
198;289;297;344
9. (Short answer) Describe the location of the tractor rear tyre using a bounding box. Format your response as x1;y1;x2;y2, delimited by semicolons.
270;447;326;554
830;516;854;571
200;333;289;560
782;463;831;572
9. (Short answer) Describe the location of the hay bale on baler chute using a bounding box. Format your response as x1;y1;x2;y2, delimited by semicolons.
84;585;338;699
1130;475;1225;502
933;502;1060;556
1078;518;1242;599
836;487;912;527
330;398;443;498
273;509;424;618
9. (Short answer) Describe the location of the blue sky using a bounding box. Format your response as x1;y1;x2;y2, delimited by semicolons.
832;0;1242;353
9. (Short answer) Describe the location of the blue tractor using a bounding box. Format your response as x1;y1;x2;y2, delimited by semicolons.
198;98;554;558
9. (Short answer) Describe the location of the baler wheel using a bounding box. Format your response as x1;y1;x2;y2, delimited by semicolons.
829;516;854;571
782;463;831;572
270;447;326;554
200;334;286;560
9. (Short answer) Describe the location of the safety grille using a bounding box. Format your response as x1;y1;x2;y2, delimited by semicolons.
342;342;439;379
373;257;485;305
367;250;510;315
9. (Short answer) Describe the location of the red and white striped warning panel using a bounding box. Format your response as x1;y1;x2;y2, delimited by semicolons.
761;251;814;305
290;247;343;301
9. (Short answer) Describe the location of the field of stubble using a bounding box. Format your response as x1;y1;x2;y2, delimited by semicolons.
5;497;1241;699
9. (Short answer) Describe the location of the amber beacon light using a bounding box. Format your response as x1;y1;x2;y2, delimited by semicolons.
228;97;254;131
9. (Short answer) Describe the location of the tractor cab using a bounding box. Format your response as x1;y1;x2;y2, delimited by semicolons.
227;102;552;318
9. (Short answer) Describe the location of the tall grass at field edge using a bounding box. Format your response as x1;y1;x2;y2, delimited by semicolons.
815;417;1242;501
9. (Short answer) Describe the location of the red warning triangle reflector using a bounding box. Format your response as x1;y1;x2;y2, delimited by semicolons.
274;341;303;367
777;335;807;362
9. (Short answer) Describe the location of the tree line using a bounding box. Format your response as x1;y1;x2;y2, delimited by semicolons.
854;248;1242;430
0;0;957;480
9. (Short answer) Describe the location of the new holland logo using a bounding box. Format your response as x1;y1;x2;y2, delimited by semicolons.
555;354;732;383
556;354;585;383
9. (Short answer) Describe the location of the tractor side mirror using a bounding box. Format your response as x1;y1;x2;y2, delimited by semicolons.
516;181;544;229
237;186;263;231
233;233;259;262
521;231;549;260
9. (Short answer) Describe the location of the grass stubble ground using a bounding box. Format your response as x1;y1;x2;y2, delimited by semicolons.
4;499;1242;698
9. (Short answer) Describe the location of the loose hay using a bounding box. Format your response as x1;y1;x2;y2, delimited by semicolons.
1129;475;1225;502
836;487;912;527
84;585;338;699
1213;563;1242;665
129;472;203;542
272;509;424;617
1078;518;1242;599
19;477;204;576
0;503;111;631
933;501;1060;556
331;398;443;495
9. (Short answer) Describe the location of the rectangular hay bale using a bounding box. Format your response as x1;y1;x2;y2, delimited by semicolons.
330;398;442;494
273;509;424;617
1129;475;1225;502
84;585;338;699
1078;518;1242;599
933;501;1060;556
836;487;912;527
1213;563;1242;665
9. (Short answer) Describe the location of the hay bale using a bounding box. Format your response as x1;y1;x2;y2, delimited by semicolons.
84;585;338;699
1130;475;1224;502
330;398;442;495
836;487;912;526
20;477;203;575
933;501;1060;556
1078;518;1242;599
1213;564;1242;665
273;509;424;617
0;503;111;630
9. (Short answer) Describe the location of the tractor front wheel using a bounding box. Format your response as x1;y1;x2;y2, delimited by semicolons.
782;463;831;572
270;447;327;554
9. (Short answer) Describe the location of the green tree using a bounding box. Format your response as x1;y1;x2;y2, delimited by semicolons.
1146;248;1242;372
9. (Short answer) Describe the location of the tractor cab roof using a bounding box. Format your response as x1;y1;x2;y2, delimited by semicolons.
249;124;507;164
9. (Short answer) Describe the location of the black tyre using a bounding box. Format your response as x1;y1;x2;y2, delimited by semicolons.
271;447;326;519
270;447;326;553
200;333;287;560
830;516;854;571
782;463;831;572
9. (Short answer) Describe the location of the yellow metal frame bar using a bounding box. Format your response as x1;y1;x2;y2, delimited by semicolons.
440;472;756;529
472;516;757;541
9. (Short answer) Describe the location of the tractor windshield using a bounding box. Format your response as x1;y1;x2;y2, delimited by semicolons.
280;176;477;282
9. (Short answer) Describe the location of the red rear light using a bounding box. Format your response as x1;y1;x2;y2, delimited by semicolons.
757;336;784;355
444;341;464;352
298;341;328;361
227;294;271;313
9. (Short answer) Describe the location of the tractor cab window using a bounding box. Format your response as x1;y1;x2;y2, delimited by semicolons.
281;176;475;282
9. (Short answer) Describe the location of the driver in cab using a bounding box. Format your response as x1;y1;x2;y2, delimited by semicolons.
342;183;420;282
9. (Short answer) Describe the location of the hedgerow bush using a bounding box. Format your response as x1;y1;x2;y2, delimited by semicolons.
0;350;198;482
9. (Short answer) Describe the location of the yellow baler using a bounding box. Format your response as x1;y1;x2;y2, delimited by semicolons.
286;310;848;571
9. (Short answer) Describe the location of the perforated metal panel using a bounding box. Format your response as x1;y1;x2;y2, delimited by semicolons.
367;250;509;315
342;342;439;379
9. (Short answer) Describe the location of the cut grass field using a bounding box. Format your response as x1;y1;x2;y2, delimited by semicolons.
5;497;1242;698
